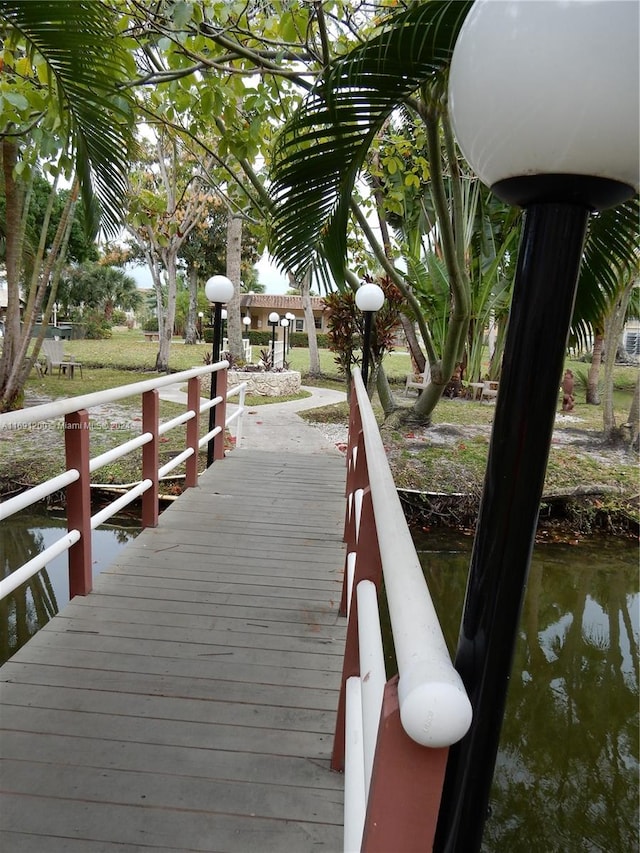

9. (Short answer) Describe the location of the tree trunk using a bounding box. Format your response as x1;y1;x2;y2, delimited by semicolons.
399;312;426;374
225;213;243;363
0;140;26;410
376;365;396;417
300;272;321;376
603;284;633;441
586;330;603;404
626;373;640;451
155;253;178;372
184;264;198;345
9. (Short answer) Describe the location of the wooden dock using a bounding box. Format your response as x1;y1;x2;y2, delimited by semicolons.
0;450;347;852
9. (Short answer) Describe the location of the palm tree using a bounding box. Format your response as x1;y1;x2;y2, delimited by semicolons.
268;0;638;423
0;0;137;410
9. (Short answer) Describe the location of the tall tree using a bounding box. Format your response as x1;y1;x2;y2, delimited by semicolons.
268;1;639;424
0;0;136;410
125;133;213;371
59;262;141;322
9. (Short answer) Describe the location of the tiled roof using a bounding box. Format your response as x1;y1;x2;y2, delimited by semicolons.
240;294;327;311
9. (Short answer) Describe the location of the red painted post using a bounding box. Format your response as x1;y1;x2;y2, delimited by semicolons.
185;375;201;488
361;675;449;853
333;486;383;771
213;367;228;462
340;429;371;617
142;389;159;528
65;409;92;597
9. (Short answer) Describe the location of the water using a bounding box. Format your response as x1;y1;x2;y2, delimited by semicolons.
413;529;639;853
0;508;140;665
1;512;637;849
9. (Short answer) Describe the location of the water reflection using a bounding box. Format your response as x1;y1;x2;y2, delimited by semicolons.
0;510;140;665
415;532;639;853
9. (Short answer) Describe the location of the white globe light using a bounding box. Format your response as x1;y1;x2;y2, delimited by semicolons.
242;316;251;326
355;282;385;312
268;312;280;323
280;318;289;327
204;275;234;303
285;312;295;321
448;0;639;209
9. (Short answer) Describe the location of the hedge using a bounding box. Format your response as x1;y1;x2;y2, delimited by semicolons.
202;329;329;348
290;332;330;349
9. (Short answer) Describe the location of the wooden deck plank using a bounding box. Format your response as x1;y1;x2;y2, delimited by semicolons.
0;449;347;852
1;731;340;789
0;663;339;710
37;603;343;642
38;615;345;657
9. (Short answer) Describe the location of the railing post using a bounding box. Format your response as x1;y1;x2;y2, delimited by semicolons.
361;675;449;853
65;409;92;597
185;375;201;488
213;368;228;462
142;389;159;528
333;485;383;772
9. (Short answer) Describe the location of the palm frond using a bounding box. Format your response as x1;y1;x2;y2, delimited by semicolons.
268;0;472;278
572;195;639;332
0;0;137;236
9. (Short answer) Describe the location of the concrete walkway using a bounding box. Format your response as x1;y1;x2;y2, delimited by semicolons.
160;382;347;456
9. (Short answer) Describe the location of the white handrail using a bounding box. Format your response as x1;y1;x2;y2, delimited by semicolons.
356;579;386;796
90;479;153;530
0;363;239;605
0;469;79;522
352;369;472;748
0;362;228;430
0;529;81;600
89;433;153;473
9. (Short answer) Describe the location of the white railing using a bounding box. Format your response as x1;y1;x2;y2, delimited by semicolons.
334;369;472;852
0;363;246;603
222;338;252;362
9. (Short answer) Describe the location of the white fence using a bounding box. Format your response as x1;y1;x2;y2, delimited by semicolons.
335;368;472;852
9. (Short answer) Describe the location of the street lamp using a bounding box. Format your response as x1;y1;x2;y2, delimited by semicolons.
285;312;296;352
204;274;234;467
221;308;227;349
355;282;384;387
197;311;203;342
268;311;280;368
280;317;289;359
435;3;638;851
242;315;251;337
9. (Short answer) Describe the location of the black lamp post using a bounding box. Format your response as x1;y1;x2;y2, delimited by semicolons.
280;317;289;358
268;311;280;368
220;308;227;349
434;2;638;851
355;282;384;387
204;275;234;467
285;312;295;353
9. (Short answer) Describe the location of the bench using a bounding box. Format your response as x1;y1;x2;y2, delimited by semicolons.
40;339;83;378
481;380;499;401
40;339;64;374
143;331;160;342
404;367;430;396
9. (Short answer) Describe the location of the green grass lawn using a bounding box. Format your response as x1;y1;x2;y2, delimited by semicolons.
12;330;636;515
47;327;412;381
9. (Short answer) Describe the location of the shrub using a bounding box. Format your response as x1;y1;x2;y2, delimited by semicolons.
82;310;113;340
142;316;159;332
290;331;329;349
248;330;273;346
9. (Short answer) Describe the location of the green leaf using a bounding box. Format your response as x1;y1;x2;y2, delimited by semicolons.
268;0;473;278
0;0;138;237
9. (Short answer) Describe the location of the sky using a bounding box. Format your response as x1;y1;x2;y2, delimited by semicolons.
127;249;290;294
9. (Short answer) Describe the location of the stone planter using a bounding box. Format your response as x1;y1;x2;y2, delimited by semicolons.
227;369;301;397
